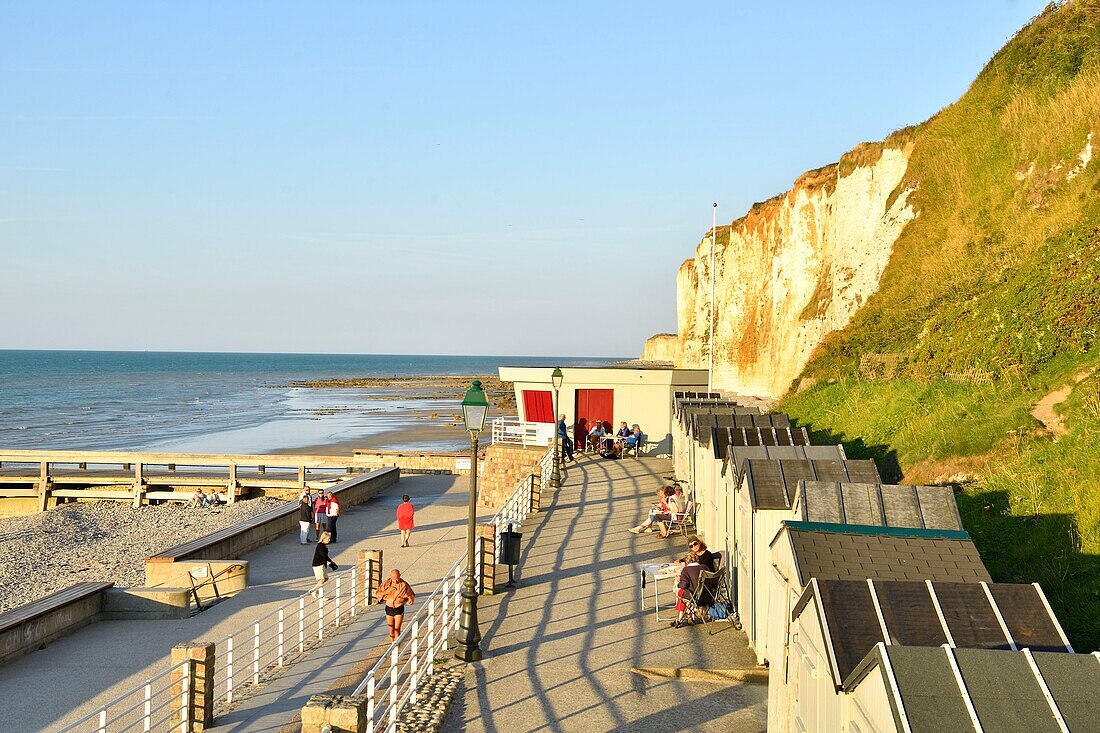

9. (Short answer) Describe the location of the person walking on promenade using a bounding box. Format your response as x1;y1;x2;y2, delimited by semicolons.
313;490;329;538
556;414;574;462
326;491;341;542
309;532;338;597
397;495;415;547
298;495;314;544
375;568;416;641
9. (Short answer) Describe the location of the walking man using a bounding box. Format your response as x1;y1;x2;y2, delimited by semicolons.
375;568;416;642
397;494;415;547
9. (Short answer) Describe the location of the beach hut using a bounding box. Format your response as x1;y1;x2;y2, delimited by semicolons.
842;644;1099;733
771;577;1075;733
765;522;993;733
499;365;709;455
733;457;881;663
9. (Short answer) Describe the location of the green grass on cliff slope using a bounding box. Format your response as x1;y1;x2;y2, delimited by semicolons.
778;2;1100;651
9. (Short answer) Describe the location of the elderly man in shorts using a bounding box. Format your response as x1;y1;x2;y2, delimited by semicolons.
375;568;416;642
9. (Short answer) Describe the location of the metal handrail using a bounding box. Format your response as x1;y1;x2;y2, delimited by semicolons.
54;658;189;733
349;444;552;733
53;443;552;733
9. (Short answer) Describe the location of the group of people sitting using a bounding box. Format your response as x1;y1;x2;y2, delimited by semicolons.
556;415;644;461
297;488;342;544
628;484;689;538
186;488;226;508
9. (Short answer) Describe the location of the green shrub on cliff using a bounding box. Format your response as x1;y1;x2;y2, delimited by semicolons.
779;1;1100;650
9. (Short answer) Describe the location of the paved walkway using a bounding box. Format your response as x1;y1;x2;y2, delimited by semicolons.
444;456;767;733
2;473;488;732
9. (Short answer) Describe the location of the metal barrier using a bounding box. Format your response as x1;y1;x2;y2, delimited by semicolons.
212;566;365;707
54;444;553;733
348;444;551;733
55;658;191;733
490;417;554;447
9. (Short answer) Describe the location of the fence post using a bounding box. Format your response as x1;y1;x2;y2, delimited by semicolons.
531;472;541;513
351;567;358;616
171;641;215;731
318;590;325;640
278;609;285;668
252;622;260;685
478;524;497;596
335;575;342;624
226;635;234;704
359;549;383;607
298;597;305;652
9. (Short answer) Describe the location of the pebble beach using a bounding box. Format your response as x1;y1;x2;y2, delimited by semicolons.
0;498;285;614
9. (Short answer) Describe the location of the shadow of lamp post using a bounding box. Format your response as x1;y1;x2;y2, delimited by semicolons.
454;379;488;662
550;366;563;488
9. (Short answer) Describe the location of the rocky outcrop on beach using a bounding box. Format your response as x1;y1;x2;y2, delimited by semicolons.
291;374;517;411
0;498;284;613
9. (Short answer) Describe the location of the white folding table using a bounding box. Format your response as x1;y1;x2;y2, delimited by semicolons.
639;562;680;621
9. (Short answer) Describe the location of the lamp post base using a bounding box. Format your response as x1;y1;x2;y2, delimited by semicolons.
453;586;483;662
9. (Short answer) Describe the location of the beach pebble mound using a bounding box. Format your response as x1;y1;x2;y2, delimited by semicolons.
0;498;284;614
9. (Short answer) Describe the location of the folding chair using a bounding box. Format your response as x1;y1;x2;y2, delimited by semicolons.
665;500;696;537
684;555;739;634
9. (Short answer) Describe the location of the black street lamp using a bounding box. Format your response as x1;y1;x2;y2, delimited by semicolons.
454;380;489;662
550;367;564;488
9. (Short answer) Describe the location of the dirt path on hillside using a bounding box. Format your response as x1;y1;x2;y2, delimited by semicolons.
1031;369;1095;438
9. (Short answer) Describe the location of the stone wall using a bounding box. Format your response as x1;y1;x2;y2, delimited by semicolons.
478;444;546;509
352;450;475;475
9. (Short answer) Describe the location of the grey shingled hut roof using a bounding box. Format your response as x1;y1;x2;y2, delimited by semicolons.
772;521;991;588
847;644;1100;732
711;425;812;459
739;458;880;509
791;481;964;531
791;578;1073;688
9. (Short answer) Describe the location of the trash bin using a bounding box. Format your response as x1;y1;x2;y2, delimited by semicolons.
500;526;522;566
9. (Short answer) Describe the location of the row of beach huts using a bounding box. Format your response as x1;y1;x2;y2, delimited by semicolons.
670;393;1100;733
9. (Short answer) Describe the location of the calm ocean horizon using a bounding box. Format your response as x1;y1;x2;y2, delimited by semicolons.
0;350;615;453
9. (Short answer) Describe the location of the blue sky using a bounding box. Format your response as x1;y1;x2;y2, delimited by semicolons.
0;1;1046;357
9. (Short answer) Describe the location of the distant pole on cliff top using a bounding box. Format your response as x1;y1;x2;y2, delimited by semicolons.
709;202;717;393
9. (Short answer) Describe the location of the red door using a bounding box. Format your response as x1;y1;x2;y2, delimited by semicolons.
522;390;555;423
575;389;614;444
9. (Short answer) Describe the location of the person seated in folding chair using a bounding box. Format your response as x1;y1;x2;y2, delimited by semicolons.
675;537;718;572
670;551;704;628
629;487;675;536
587;419;606;452
621;425;644;458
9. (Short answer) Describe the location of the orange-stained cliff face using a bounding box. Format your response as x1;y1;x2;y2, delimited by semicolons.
643;144;916;397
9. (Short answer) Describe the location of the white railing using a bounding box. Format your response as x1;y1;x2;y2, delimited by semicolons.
349;444;552;733
55;658;191;733
212;566;365;708
491;417;554;447
54;444;553;733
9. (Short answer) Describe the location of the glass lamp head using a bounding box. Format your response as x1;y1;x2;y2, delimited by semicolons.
551;367;564;391
461;379;489;434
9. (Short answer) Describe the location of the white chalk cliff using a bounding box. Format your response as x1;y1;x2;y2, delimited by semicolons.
644;145;916;397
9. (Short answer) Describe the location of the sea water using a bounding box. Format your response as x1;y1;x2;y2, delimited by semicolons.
0;350;611;453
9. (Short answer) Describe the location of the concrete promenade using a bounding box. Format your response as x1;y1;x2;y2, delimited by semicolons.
445;456;767;733
1;472;489;732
